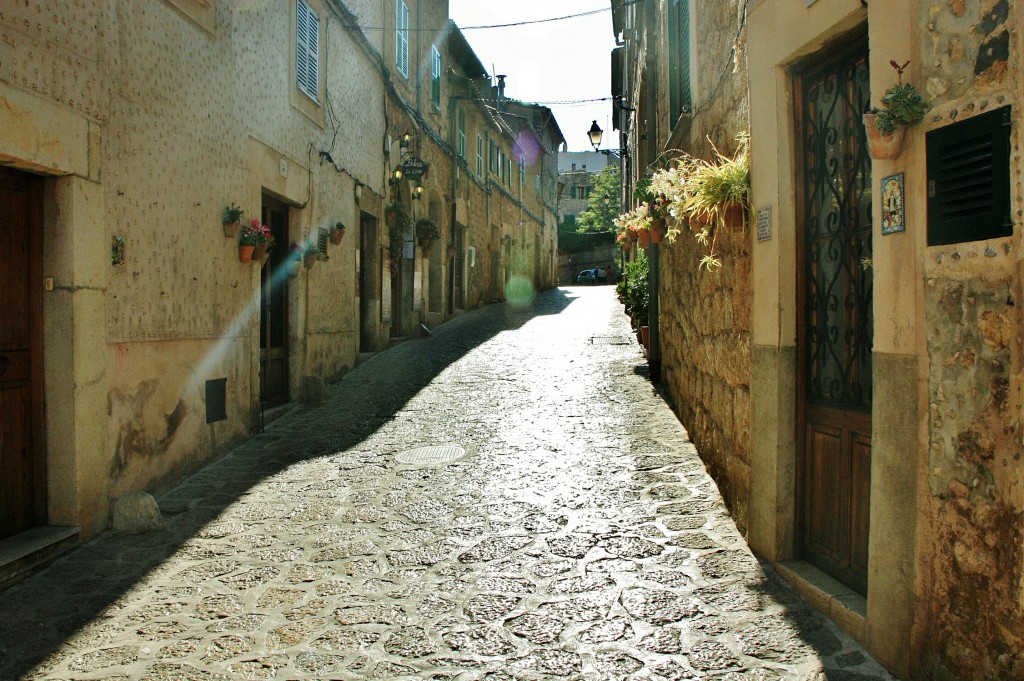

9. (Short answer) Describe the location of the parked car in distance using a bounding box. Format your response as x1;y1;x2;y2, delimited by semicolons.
576;269;597;284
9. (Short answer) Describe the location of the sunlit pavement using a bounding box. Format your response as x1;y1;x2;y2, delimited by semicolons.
0;286;896;680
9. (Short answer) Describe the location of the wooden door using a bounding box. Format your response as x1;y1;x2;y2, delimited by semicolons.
359;212;378;352
795;36;873;595
0;168;46;539
260;197;289;407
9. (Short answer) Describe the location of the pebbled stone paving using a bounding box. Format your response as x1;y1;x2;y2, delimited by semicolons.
0;287;898;680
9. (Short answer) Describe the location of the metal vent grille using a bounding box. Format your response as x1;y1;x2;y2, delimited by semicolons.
927;106;1012;246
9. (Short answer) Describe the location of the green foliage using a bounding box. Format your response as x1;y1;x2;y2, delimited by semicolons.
876;83;926;134
873;60;926;135
576;166;621;234
386;201;411;262
622;250;649;326
415;217;440;243
557;227;614;254
223;203;244;223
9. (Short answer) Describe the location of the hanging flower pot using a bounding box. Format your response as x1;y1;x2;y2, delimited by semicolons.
650;216;668;243
223;203;244;238
330;222;346;245
252;241;270;262
637;228;650;249
863;112;906;160
238;244;255;263
722;204;747;231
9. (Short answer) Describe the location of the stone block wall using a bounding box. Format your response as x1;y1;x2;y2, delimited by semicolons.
653;0;753;532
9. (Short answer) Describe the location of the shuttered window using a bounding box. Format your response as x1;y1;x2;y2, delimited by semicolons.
431;45;442;109
926;105;1012;246
476;134;483;176
296;0;319;102
668;0;691;122
396;0;410;78
458;109;466;158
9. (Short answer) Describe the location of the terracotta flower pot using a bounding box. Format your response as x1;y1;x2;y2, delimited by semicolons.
722;204;747;230
637;229;650;249
650;217;668;243
640;325;650;350
252;242;269;262
238;244;255;263
863;112;905;160
330;229;345;245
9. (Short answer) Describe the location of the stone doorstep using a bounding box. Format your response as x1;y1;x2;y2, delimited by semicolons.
0;525;80;591
775;559;869;648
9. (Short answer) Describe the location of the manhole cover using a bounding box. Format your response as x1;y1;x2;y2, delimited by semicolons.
590;336;631;345
395;445;467;465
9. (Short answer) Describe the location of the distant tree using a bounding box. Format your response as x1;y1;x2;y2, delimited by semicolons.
576;166;621;233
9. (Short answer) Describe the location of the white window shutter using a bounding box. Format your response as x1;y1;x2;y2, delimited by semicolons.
296;0;319;101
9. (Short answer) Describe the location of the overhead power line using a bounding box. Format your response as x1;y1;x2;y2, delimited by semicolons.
354;0;640;32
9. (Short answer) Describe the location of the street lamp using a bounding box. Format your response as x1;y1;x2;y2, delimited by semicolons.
588;120;603;151
587;120;625;157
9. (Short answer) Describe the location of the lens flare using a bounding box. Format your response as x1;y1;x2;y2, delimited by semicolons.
505;276;535;307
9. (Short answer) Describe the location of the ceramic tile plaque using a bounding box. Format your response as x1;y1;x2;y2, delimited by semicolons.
881;173;905;235
757;206;772;241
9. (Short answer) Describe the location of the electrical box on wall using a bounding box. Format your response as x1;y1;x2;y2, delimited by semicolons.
468;246;476;267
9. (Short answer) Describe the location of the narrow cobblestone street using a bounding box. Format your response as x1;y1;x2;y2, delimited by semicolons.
0;287;896;681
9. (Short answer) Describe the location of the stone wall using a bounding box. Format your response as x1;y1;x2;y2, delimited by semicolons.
913;0;1024;676
654;0;753;532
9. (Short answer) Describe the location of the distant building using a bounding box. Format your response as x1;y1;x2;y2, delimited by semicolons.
557;152;619;228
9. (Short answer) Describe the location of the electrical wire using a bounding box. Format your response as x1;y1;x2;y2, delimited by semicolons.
353;0;642;32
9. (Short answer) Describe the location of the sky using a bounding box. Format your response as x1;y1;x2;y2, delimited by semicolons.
447;1;619;152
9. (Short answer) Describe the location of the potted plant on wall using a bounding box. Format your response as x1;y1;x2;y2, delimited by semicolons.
238;218;271;263
223;203;244;238
330;221;346;245
863;60;926;160
415;217;441;255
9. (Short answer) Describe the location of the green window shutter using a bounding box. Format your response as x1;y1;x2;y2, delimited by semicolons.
476;134;483;175
296;0;319;101
458;109;466;158
669;0;691;120
431;45;442;109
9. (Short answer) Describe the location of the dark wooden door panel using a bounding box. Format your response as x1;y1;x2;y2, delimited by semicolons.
804;423;846;560
850;431;872;578
260;198;289;407
0;167;45;539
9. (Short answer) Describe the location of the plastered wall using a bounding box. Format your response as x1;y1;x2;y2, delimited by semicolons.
0;0;388;532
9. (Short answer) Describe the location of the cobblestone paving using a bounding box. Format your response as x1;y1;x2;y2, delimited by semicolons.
0;287;897;680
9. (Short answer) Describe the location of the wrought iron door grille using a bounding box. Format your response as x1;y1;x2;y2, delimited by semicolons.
802;56;873;410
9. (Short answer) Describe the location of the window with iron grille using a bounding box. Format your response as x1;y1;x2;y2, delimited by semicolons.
296;0;319;102
926;106;1012;246
431;45;442;109
396;0;409;78
668;0;692;123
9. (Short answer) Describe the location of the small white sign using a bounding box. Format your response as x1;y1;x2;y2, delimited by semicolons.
757;206;772;242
